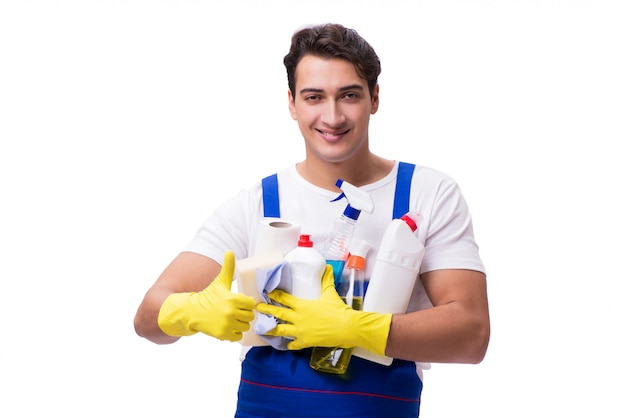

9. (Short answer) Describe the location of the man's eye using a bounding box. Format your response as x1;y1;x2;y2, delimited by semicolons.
343;92;359;100
304;95;321;101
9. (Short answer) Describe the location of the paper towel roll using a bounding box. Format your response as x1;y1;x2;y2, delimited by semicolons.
252;217;301;257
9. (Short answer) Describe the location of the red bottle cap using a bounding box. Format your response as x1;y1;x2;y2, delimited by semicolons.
400;214;418;232
297;234;314;247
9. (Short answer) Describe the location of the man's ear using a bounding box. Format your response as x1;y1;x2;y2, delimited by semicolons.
288;90;297;120
371;84;380;114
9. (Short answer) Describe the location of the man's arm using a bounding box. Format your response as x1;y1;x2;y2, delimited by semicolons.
133;252;223;344
255;267;489;364
385;269;490;364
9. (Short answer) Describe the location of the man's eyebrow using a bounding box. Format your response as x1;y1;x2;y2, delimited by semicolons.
298;84;365;95
338;84;365;92
299;87;324;95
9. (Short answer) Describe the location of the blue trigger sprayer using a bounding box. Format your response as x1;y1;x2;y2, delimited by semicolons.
320;179;374;284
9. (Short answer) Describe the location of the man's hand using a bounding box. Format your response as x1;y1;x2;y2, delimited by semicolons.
157;251;256;341
256;265;392;355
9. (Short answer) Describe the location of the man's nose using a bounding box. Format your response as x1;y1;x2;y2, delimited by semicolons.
320;101;346;126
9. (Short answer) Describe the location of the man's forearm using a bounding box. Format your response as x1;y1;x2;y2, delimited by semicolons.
385;302;490;364
134;288;181;345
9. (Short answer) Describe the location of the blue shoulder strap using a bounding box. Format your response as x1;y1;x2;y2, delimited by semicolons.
261;173;280;218
261;162;415;219
392;161;416;219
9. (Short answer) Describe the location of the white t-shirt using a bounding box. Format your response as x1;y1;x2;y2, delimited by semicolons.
184;161;485;314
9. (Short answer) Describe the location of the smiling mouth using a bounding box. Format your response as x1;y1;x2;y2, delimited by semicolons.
317;129;350;141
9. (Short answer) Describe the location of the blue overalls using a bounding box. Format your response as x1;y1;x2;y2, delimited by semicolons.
235;163;422;418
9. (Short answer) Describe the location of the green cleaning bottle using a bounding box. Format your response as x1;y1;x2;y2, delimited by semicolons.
310;240;371;374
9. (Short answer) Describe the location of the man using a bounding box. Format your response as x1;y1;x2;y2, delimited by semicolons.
134;23;490;417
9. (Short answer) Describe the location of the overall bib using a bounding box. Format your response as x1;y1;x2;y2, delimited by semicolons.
236;162;422;418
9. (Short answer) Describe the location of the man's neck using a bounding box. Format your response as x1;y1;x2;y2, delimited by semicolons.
296;154;394;190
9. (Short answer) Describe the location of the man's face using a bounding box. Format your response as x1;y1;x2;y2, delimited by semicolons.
288;55;379;164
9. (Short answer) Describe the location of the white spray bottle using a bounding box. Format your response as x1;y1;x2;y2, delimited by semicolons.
352;211;425;366
321;179;374;283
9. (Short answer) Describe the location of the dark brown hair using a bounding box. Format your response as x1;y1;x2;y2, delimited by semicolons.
284;23;381;98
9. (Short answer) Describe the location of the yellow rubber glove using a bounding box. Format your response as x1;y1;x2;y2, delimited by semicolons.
256;265;392;355
157;251;256;341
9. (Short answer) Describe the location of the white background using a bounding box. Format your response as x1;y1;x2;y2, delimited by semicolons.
1;0;625;416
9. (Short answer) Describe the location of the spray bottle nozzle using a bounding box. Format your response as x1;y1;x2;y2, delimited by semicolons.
343;205;361;219
330;179;374;220
347;240;371;270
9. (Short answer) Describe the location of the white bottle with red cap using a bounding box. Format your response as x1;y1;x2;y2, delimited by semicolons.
353;211;425;365
285;234;326;300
